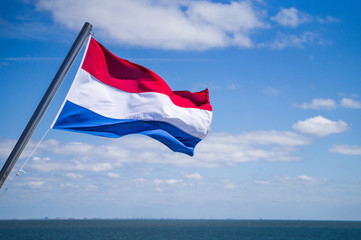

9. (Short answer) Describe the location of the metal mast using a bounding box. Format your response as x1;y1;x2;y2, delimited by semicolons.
0;22;93;189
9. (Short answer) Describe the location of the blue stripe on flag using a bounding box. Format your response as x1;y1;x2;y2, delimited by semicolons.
53;101;201;156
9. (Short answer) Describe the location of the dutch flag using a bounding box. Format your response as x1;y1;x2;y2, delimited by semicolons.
51;37;212;156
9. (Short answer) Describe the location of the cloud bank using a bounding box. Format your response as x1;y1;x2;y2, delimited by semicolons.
35;0;336;50
0;129;311;175
0;114;350;175
37;0;266;50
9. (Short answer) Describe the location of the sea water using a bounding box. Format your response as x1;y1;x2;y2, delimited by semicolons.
1;219;361;240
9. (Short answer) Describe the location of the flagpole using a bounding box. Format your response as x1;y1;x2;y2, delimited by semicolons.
0;22;93;189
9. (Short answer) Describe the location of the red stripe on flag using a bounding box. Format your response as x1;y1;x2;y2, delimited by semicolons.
81;37;212;111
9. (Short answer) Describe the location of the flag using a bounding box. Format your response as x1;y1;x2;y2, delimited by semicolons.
51;37;212;156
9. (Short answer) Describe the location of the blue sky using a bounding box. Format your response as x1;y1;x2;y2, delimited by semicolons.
0;0;360;220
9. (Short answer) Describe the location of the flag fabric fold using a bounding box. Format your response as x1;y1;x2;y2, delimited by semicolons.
51;37;212;156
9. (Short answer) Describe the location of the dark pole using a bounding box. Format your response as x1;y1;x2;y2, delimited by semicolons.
0;22;93;189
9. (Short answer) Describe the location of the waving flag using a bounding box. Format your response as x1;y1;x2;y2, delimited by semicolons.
51;37;212;156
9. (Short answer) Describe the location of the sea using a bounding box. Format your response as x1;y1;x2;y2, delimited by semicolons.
1;219;361;240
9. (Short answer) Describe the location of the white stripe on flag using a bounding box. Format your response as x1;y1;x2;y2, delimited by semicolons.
66;69;213;139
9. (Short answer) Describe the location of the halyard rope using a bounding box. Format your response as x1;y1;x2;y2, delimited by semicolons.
0;128;51;200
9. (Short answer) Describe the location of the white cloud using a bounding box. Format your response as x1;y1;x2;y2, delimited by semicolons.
340;98;361;109
153;178;182;185
269;32;329;49
42;140;94;155
293;97;361;110
318;16;340;24
255;175;323;185
32;156;51;161
37;0;266;50
166;179;180;185
278;175;322;185
38;139;129;166
23;181;45;188
271;7;312;27
236;130;310;146
0;138;56;162
183;172;203;180
222;179;237;189
293;98;336;110
154;187;163;192
30;158;113;173
31;1;339;50
292;116;349;137
107;172;121;178
153;178;183;191
165;131;310;167
297;175;317;183
330;144;361;155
